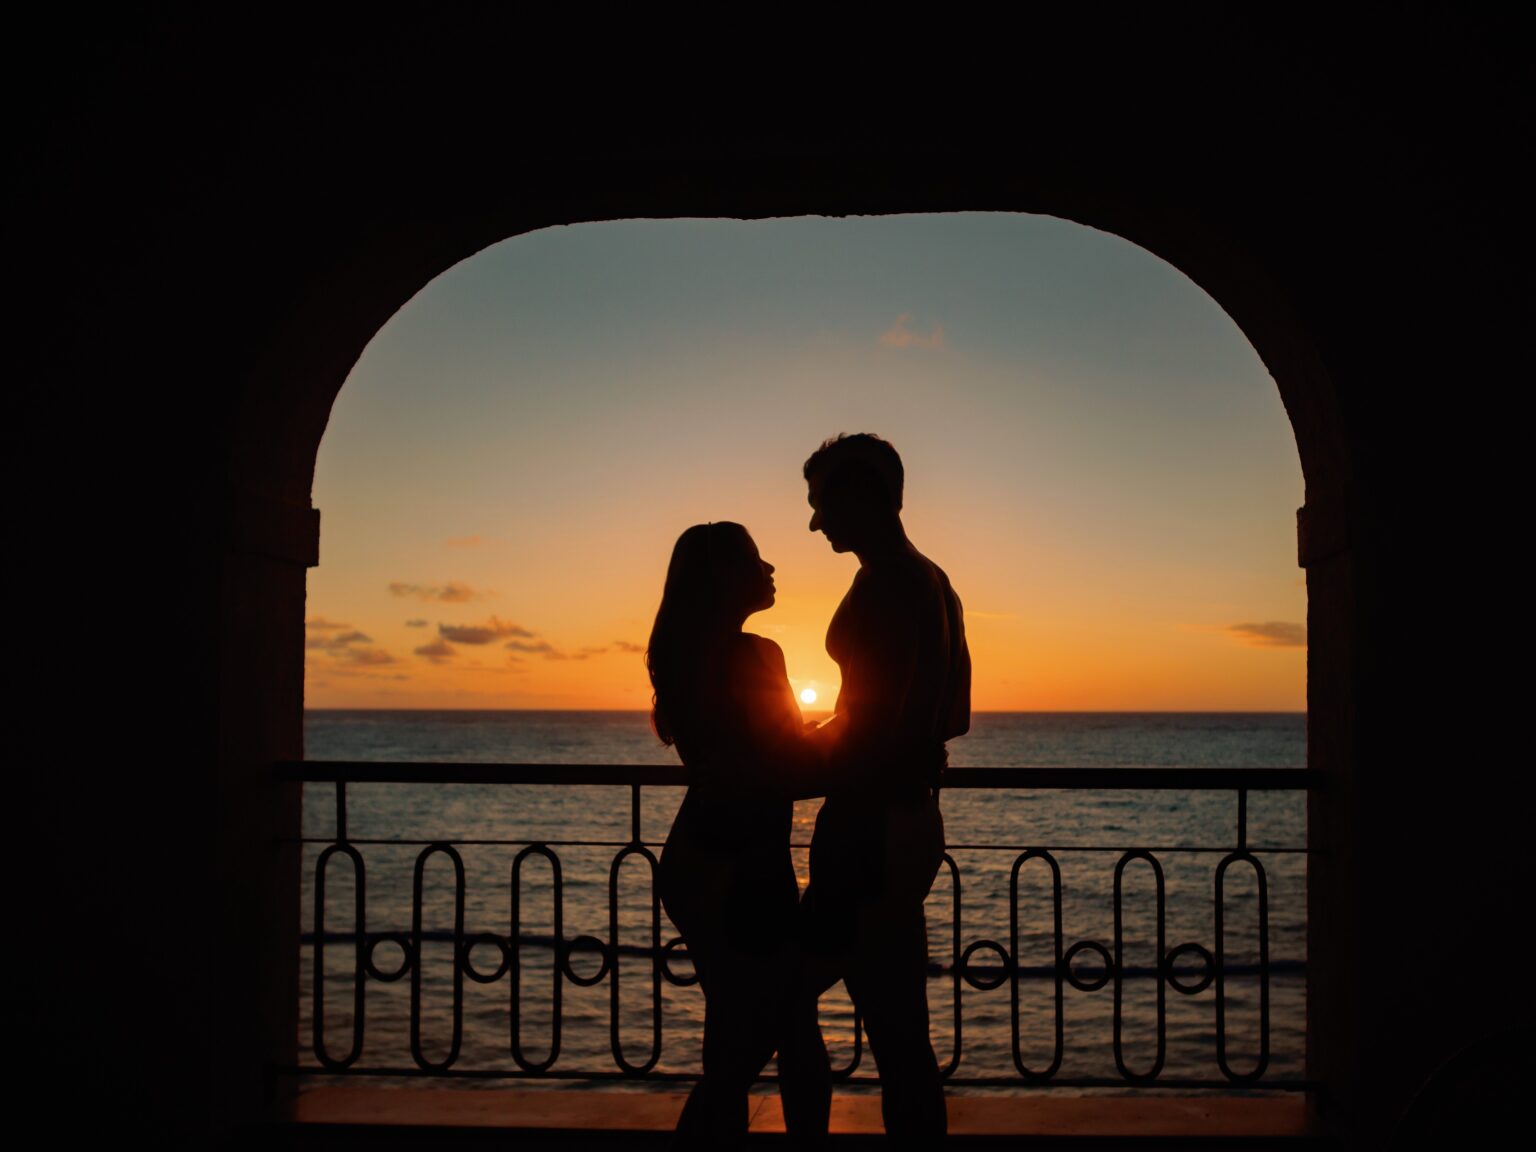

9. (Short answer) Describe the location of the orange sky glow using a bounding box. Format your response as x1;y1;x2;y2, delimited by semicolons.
305;215;1305;712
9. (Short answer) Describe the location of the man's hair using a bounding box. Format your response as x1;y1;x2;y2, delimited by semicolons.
803;433;904;512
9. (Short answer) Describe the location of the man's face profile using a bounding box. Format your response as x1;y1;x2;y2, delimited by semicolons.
806;473;850;553
808;469;883;554
811;476;835;552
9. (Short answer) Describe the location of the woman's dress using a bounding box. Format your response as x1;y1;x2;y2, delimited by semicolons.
656;632;827;1137
659;631;818;961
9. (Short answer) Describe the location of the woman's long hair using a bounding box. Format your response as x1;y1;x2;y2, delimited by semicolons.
646;522;752;748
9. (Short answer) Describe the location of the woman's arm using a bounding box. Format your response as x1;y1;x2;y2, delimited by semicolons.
722;635;838;802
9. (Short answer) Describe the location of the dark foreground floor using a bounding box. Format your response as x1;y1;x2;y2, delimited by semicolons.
254;1088;1318;1149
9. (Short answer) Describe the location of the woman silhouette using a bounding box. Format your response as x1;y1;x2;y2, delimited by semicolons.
648;522;832;1146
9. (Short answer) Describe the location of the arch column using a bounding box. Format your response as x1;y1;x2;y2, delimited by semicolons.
214;485;316;1124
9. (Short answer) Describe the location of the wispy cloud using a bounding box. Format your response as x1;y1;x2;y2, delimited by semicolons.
414;638;457;664
503;639;622;662
440;617;536;645
405;619;429;628
880;313;946;350
305;617;352;631
612;640;645;653
389;581;486;603
306;618;398;670
1228;621;1307;648
306;629;374;652
327;666;409;681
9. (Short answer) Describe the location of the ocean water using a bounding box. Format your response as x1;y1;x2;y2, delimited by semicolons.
299;710;1306;1095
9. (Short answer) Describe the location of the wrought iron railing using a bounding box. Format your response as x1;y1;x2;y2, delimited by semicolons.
276;763;1316;1090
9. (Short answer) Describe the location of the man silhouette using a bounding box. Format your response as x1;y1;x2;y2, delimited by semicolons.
800;433;970;1140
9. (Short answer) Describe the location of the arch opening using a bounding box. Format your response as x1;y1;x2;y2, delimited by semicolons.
305;213;1307;716
296;210;1320;1099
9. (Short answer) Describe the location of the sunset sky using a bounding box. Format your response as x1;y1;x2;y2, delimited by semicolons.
305;213;1305;712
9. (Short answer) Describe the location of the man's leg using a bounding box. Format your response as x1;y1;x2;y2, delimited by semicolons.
846;797;947;1137
844;892;947;1138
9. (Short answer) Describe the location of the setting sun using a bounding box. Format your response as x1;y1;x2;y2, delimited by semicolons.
800;688;818;706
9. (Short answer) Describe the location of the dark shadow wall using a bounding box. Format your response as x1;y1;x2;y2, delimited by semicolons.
17;11;1530;1146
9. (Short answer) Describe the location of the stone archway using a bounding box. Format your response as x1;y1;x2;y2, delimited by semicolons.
30;13;1526;1145
218;161;1356;1135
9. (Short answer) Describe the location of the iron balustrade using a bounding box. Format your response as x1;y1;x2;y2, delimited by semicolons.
276;762;1317;1090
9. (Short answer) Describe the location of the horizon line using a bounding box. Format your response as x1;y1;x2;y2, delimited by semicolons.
304;706;1306;715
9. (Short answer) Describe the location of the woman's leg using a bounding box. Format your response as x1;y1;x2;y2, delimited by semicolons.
778;884;849;1145
775;971;831;1146
672;933;781;1149
664;823;755;1145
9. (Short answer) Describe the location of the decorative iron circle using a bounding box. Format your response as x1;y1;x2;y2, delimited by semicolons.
460;933;512;983
560;935;612;987
365;934;413;982
959;940;1013;991
1164;941;1216;995
1062;940;1114;991
659;936;700;987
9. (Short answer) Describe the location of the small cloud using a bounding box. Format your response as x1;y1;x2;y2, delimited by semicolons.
306;617;352;631
440;617;536;645
506;639;559;656
578;645;609;657
414;638;457;664
1228;622;1307;648
446;535;483;549
612;640;645;653
389;581;486;603
880;313;946;350
405;619;429;628
342;647;396;666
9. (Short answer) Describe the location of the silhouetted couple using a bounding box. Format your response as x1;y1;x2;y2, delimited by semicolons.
649;434;971;1147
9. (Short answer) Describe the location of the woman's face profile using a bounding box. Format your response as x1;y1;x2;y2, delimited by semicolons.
730;532;776;616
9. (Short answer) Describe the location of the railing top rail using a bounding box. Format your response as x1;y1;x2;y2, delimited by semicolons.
277;761;1317;790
